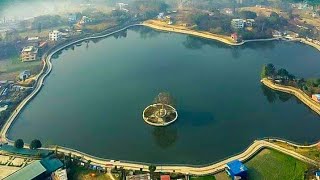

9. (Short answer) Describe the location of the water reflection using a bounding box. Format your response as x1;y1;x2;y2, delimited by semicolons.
182;36;229;50
113;29;128;39
261;84;293;103
261;84;278;103
152;126;178;149
131;26;161;39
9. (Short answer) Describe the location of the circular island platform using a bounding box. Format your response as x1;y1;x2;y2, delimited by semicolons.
143;103;178;126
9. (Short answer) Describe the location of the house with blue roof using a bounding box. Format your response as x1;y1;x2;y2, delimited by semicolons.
226;160;248;180
316;170;320;180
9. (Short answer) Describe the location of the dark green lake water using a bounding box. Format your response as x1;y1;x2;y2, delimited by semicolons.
8;27;320;164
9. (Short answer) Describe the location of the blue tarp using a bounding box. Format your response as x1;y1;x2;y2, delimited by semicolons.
226;160;248;175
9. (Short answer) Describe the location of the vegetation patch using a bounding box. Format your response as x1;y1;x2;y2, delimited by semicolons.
190;175;216;180
245;149;313;179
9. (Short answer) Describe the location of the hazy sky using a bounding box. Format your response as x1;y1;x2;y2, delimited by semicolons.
0;0;119;19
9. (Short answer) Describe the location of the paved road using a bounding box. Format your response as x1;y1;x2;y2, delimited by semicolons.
52;140;319;175
261;78;320;115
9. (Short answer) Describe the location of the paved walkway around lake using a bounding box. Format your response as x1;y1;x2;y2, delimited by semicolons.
46;140;320;175
0;23;320;176
261;78;320;116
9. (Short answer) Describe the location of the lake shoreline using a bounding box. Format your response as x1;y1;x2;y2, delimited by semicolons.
1;22;320;168
143;20;320;52
261;78;320;115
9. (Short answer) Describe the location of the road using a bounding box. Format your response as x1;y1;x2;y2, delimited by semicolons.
51;139;319;175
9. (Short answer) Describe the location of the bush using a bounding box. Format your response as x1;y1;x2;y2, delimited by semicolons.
30;139;42;149
14;139;24;149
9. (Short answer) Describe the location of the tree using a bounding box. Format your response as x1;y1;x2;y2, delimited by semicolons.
148;165;156;173
277;68;289;78
261;65;267;78
154;92;174;106
14;139;24;149
30;139;42;149
265;63;276;77
239;11;257;19
37;23;42;33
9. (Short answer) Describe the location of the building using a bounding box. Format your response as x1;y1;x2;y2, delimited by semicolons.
161;175;171;180
316;171;320;180
4;157;63;180
51;168;68;180
21;46;38;62
272;30;282;38
226;160;248;180
231;33;239;42
49;30;61;41
157;12;165;19
245;19;255;27
126;174;151;180
39;41;48;56
27;36;40;46
222;8;233;15
68;13;78;23
19;70;31;81
231;19;245;29
0;105;8;112
312;94;320;103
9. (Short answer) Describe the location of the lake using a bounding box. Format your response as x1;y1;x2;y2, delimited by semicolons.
8;27;320;165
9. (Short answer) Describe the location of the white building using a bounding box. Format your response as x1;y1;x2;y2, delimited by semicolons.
231;19;245;29
49;30;61;41
21;46;38;62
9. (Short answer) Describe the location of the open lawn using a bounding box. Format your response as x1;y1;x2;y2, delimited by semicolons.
190;175;216;180
0;56;42;80
245;149;310;180
70;166;120;180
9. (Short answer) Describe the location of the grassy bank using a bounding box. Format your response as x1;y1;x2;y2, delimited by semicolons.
272;141;320;162
245;149;310;179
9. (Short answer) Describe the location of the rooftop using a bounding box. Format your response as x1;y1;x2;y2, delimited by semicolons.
53;168;68;180
226;160;248;175
161;175;171;180
313;94;320;97
22;46;34;52
4;161;46;180
41;157;64;173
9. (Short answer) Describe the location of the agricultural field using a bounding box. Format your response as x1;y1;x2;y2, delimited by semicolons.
245;149;310;180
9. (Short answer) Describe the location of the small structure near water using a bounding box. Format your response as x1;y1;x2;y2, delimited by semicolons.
143;92;178;126
226;160;248;180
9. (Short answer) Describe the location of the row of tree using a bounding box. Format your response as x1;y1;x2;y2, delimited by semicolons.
14;139;42;150
261;63;295;81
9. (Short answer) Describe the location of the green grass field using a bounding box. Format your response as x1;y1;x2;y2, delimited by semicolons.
245;149;309;180
190;175;216;180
